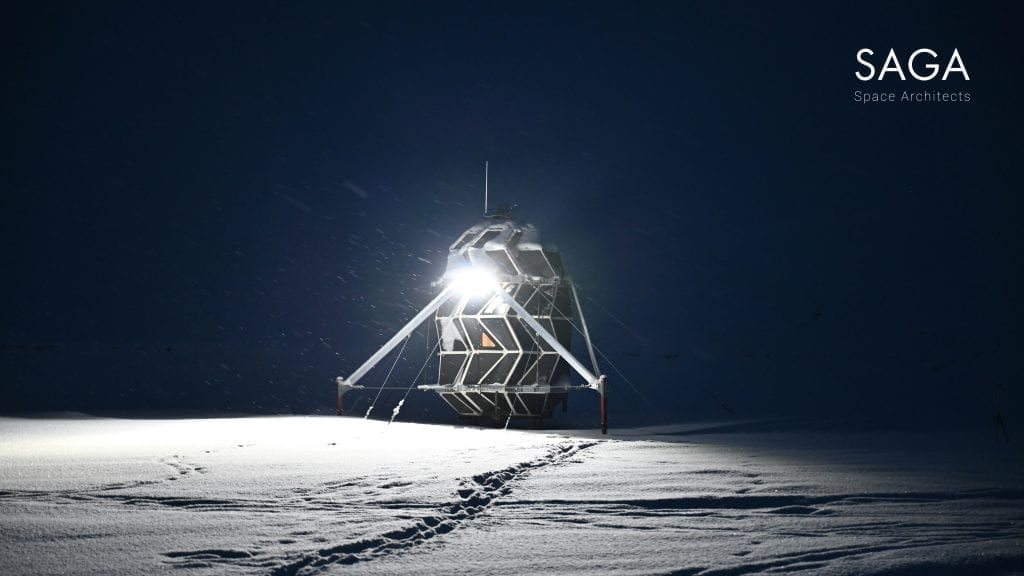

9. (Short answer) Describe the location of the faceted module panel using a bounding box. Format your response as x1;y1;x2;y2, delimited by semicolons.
544;250;566;275
461;318;502;351
511;353;543;387
510;318;540;352
462;353;502;385
439;353;467;385
487;249;519;276
472;229;502;248
486;353;518;385
518;249;554;277
440;392;477;415
513;284;535;307
437;318;468;352
462;292;496;316
480;318;514;350
552;317;572;347
535;354;560;385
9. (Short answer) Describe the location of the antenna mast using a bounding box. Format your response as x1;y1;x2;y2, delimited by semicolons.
484;160;489;216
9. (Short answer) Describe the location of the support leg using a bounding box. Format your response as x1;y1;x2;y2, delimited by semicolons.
599;374;608;435
337;284;458;396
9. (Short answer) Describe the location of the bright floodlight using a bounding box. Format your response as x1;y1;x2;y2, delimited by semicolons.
450;267;497;298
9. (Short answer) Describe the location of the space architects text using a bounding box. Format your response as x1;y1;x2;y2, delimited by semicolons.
852;48;971;104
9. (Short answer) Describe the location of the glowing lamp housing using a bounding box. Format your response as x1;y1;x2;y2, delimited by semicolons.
446;267;499;299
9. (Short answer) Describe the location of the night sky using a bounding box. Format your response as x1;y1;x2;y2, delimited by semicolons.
4;2;1021;429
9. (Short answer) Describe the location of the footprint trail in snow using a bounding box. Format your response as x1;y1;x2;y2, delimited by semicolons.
160;440;598;575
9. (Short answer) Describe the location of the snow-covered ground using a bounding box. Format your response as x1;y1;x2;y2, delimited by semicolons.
1;415;1021;575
